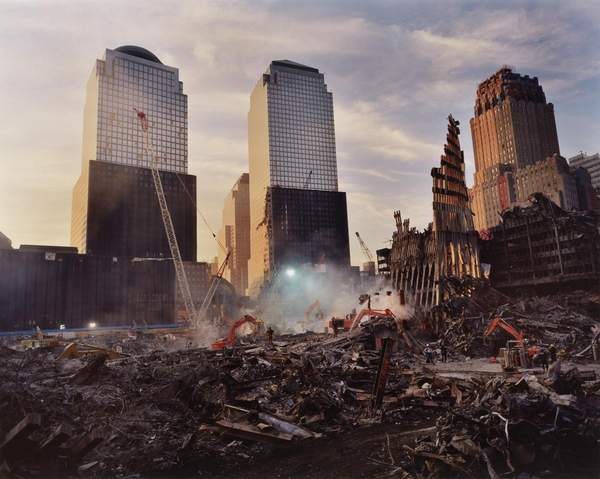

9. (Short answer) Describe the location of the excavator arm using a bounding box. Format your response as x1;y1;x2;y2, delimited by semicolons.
484;317;524;342
211;315;263;350
304;300;323;322
349;308;397;331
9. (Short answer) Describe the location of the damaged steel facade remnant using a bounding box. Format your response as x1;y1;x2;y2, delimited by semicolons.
481;193;600;292
389;115;481;308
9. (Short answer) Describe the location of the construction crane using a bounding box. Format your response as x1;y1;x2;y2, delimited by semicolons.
198;250;231;326
355;232;377;275
135;109;197;325
355;232;374;263
303;170;313;189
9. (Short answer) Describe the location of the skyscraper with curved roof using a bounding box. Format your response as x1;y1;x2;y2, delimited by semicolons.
71;46;196;260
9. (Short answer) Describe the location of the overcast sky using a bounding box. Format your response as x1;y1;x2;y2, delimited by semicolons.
1;0;599;265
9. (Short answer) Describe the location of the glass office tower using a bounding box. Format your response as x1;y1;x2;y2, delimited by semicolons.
248;60;350;294
71;46;196;259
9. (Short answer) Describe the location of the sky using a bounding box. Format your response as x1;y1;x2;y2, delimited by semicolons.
1;0;599;265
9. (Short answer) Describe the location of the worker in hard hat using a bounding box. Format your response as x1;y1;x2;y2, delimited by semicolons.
548;343;557;363
424;344;435;364
548;350;566;380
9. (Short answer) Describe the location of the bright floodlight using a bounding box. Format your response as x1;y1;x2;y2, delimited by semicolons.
89;322;97;329
285;267;296;278
59;324;66;330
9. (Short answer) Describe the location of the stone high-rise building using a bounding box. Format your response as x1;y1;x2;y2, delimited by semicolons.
469;67;566;231
569;152;600;192
218;173;250;295
247;60;350;294
71;46;196;260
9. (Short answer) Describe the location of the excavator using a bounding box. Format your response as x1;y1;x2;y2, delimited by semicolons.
348;308;398;332
484;316;525;342
303;300;325;331
484;316;541;370
326;309;394;336
327;292;398;334
346;308;404;352
211;315;264;350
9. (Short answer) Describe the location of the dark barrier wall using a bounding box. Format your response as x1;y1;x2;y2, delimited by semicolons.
0;249;177;331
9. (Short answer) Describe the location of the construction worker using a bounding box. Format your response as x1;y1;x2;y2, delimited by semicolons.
548;344;557;363
331;317;340;337
266;326;274;347
548;350;565;380
440;343;448;363
534;348;549;371
424;344;435;364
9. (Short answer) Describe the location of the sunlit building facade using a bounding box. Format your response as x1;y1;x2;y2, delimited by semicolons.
218;173;251;295
248;60;350;294
468;67;572;231
71;46;196;260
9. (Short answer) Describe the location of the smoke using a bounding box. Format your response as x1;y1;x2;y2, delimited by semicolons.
193;318;221;348
253;266;412;334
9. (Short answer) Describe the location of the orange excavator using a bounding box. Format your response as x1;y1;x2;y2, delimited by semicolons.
484;316;540;370
348;308;398;332
328;307;398;335
211;315;264;350
484;316;525;342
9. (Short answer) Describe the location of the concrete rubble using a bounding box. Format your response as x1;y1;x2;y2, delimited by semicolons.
0;289;599;478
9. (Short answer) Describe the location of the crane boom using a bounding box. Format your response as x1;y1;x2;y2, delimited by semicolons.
355;231;374;263
303;170;313;189
197;250;231;326
135;109;197;325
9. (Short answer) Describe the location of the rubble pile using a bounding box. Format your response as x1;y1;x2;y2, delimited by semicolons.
372;370;600;478
509;295;599;347
1;303;599;478
0;329;415;477
431;278;600;358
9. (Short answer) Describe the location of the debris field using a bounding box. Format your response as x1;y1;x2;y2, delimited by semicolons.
1;290;600;478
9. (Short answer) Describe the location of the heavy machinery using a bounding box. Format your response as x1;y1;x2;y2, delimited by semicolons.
348;308;398;332
211;315;264;350
302;300;324;330
136;109;197;326
136;109;229;329
198;250;231;326
484;316;540;370
328;313;356;334
355;232;374;263
484;316;525;342
326;305;398;336
355;232;376;274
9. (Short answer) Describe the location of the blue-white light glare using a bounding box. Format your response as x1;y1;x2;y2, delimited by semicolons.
285;267;296;278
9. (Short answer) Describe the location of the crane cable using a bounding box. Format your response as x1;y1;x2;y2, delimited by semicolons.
173;171;228;255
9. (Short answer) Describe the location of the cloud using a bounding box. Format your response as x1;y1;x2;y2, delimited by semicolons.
0;0;598;266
